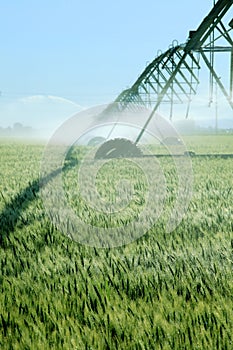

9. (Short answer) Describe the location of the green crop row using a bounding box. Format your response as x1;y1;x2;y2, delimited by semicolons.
0;135;232;349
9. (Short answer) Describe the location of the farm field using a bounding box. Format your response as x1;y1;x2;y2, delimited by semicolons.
0;134;233;349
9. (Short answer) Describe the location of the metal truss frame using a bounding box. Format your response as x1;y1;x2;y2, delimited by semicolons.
102;0;233;143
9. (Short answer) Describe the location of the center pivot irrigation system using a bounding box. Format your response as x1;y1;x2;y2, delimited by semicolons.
94;0;233;158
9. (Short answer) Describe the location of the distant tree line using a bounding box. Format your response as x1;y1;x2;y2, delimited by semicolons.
0;123;35;137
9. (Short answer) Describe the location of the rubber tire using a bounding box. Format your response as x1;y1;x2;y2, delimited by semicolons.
94;138;143;159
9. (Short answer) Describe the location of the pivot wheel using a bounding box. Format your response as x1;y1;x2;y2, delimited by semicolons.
94;138;143;159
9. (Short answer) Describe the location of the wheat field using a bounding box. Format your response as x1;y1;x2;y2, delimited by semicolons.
0;135;232;349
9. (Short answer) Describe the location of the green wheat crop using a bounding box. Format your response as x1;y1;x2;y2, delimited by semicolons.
0;135;232;349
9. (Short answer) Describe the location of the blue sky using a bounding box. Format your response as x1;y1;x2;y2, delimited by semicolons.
0;0;232;131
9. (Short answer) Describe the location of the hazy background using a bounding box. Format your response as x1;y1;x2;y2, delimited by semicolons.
0;0;232;138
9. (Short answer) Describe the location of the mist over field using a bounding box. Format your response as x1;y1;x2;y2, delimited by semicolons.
0;0;233;347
